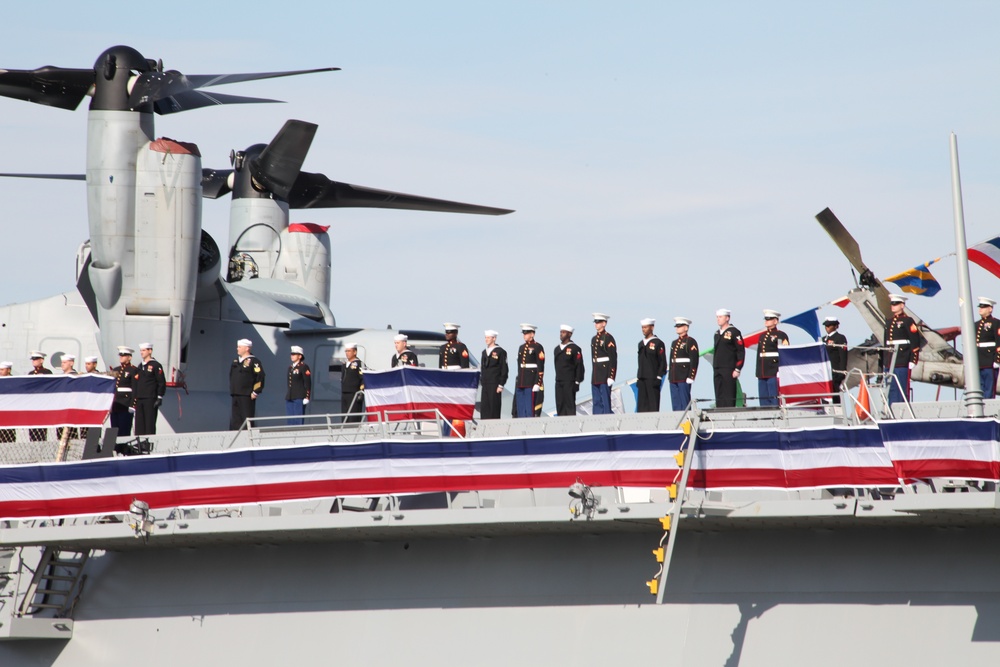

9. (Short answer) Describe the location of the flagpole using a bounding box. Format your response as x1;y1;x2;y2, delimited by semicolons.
950;132;984;417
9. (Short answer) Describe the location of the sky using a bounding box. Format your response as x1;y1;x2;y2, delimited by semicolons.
1;2;999;406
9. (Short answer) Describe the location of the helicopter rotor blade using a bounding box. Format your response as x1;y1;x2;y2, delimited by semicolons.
815;207;891;317
130;67;339;110
250;120;318;199
0;66;95;110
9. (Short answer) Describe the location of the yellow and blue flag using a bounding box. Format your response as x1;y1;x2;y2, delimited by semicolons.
885;261;941;297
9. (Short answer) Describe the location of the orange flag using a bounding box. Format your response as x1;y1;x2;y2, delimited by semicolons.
855;375;872;421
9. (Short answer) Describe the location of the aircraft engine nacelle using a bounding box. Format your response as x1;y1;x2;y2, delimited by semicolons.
274;223;331;306
227;198;288;283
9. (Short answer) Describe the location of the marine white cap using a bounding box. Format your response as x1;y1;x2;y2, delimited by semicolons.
236;339;252;347
0;362;12;369
443;322;460;331
823;316;840;325
640;318;655;326
763;309;781;319
674;317;692;327
978;297;996;307
343;341;358;350
560;324;574;333
484;329;499;338
393;334;408;342
716;308;731;317
592;312;610;322
117;346;134;355
290;345;304;355
84;356;98;364
520;323;537;332
139;342;154;350
62;354;75;362
888;293;908;304
30;350;45;359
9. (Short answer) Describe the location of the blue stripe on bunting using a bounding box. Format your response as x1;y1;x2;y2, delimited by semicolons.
879;419;1000;443
363;366;481;390
695;426;883;452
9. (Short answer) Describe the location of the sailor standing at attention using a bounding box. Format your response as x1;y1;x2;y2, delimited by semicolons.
391;334;419;367
479;330;508;420
110;346;136;437
975;297;1000;399
553;324;585;416
668;317;698;411
713;308;745;408
27;351;52;442
515;324;545;418
590;313;617;415
133;343;166;436
230;338;265;430
636;318;666;412
285;345;312;426
60;354;78;375
822;317;848;402
756;310;789;407
341;342;365;423
882;294;920;405
439;323;471;368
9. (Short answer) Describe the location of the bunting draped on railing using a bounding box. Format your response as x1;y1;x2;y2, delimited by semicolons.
2;419;1000;519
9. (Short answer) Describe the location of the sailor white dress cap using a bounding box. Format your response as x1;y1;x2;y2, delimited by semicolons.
0;362;12;369
519;323;537;332
30;350;45;359
559;324;574;333
236;339;252;347
84;356;98;364
290;345;305;355
343;341;358;349
484;330;499;338
62;354;75;362
674;317;692;327
443;322;460;330
888;293;908;304
139;342;154;350
117;346;134;355
716;308;731;317
978;297;997;307
592;312;610;322
763;309;781;319
393;334;408;342
640;318;655;326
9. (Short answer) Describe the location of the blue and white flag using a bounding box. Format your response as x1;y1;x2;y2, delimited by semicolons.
777;343;832;405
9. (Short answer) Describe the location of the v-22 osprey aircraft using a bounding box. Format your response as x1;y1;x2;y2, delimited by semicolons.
0;45;512;434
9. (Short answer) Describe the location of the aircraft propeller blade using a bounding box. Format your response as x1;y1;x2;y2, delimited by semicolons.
0;67;95;111
814;208;891;317
250;120;318;199
130;67;339;111
285;174;515;215
153;91;283;115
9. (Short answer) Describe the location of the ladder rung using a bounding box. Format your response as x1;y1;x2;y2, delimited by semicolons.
43;575;80;582
27;603;65;609
35;589;71;595
51;560;85;567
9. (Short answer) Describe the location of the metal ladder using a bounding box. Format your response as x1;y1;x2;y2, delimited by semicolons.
17;547;90;618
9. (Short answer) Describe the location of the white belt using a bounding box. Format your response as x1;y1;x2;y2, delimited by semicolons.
520;363;538;368
116;387;132;393
761;352;779;358
443;365;459;369
594;356;610;363
978;342;997;348
888;340;908;345
672;357;691;363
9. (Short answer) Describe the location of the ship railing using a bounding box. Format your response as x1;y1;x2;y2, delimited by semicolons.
229;408;463;448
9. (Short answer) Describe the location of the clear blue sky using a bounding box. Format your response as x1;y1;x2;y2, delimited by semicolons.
1;2;998;404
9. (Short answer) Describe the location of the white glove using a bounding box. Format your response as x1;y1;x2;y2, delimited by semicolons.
607;378;614;386
128;406;135;414
303;398;310;405
993;363;999;369
908;362;916;370
686;377;694;384
656;376;662;381
575;382;580;388
532;384;540;392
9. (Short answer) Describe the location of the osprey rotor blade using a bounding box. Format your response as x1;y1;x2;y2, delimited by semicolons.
130;67;339;110
0;172;85;180
251;120;318;199
202;169;234;199
152;90;283;115
286;174;515;215
0;66;95;110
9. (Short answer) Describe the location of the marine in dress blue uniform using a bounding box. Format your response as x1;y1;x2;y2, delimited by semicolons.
822;317;848;403
110;346;137;437
882;294;921;405
668;317;698;411
27;351;52;441
756;310;789;407
439;323;471;369
590;313;617;415
340;342;365;423
515;324;545;418
975;297;1000;399
285;345;312;426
